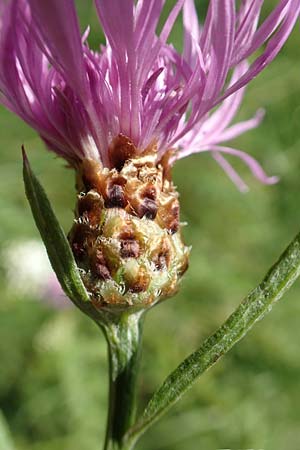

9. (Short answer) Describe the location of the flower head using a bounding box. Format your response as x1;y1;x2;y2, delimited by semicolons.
0;0;299;189
1;0;299;311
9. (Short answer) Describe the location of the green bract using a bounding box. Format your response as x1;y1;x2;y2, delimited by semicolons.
22;148;101;322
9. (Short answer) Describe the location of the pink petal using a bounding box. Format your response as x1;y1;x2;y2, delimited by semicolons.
218;0;300;107
213;151;249;192
202;0;235;102
232;0;264;65
200;62;249;138
28;0;87;98
216;108;265;143
183;0;200;65
204;144;279;185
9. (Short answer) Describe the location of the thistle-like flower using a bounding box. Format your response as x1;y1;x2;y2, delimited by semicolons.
0;0;299;312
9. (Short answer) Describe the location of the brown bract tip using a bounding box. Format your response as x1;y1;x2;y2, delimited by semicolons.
159;148;175;181
109;134;137;171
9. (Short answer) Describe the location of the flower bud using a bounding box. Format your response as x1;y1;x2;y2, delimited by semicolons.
68;137;189;312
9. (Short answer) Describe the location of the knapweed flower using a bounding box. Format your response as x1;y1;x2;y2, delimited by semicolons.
0;0;299;311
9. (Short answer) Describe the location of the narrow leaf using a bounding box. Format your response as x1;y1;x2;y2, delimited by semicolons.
22;148;90;308
127;230;300;443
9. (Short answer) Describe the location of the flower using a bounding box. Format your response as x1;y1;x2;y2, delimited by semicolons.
0;0;298;189
1;0;299;310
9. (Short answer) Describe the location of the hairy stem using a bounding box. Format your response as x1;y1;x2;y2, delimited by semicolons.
102;312;144;450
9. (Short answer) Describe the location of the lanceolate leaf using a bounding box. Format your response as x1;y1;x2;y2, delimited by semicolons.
22;148;90;309
127;231;300;444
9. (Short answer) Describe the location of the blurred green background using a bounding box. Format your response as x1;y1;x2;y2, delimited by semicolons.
1;1;300;449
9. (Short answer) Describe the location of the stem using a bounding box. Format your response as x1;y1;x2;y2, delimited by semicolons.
102;312;144;450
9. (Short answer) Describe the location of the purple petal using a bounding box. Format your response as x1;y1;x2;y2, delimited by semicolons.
236;0;291;62
213;151;250;192
232;0;264;65
205;144;279;185
216;109;265;143
199;62;249;139
95;0;136;136
183;0;201;66
218;0;300;106
202;0;235;102
28;0;87;98
169;60;247;149
159;0;185;44
0;0;298;191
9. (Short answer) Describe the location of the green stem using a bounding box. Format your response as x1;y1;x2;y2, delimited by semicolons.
102;312;144;450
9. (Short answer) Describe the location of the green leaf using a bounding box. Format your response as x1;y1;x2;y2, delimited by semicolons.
126;230;300;444
0;411;15;450
22;148;92;311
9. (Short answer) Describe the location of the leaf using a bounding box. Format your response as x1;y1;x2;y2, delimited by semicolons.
22;148;96;316
126;230;300;444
